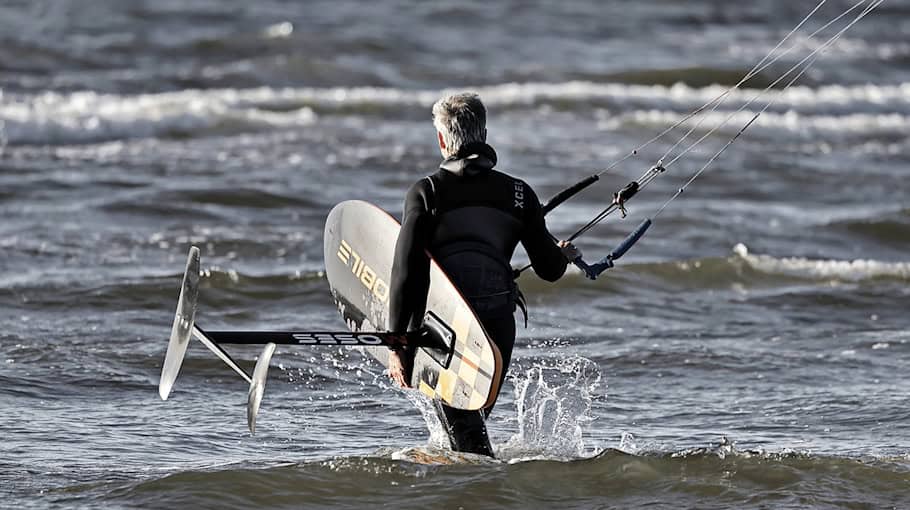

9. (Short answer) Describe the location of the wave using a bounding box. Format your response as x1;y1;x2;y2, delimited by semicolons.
827;208;910;248
522;243;910;296
732;243;910;282
0;265;325;302
3;80;907;145
83;444;909;510
598;66;778;89
619;109;910;137
0;88;317;145
98;188;327;222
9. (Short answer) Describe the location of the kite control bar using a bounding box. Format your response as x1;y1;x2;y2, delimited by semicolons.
544;175;650;280
520;174;654;278
572;218;652;280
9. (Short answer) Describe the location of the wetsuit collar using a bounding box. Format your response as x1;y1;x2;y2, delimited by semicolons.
439;142;497;177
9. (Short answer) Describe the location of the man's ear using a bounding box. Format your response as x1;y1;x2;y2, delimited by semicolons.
437;131;446;150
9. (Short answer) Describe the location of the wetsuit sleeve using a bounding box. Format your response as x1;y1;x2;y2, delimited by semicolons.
520;184;568;282
389;180;433;333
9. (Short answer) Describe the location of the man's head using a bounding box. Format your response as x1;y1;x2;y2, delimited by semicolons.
432;93;487;158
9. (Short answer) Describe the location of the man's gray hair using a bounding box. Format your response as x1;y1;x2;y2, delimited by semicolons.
432;93;487;158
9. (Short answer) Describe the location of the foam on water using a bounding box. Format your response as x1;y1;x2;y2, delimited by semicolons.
733;243;910;281
0;89;317;145
3;81;907;145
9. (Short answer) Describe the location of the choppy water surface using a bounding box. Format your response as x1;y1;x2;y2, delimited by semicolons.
2;1;908;508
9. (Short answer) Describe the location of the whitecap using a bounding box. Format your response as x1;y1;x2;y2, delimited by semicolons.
3;80;908;145
1;88;317;145
733;243;910;281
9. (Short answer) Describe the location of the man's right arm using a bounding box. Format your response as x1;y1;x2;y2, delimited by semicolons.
520;184;568;282
389;180;433;333
387;180;435;389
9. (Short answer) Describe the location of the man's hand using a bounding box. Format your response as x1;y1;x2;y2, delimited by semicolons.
388;350;411;388
558;240;582;262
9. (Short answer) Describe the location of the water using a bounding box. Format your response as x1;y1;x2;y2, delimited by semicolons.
2;1;909;508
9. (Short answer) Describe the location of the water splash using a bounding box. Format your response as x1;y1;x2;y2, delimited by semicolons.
403;391;450;450
499;356;603;459
618;432;639;454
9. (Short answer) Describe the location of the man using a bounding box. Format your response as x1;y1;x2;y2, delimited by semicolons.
388;92;579;457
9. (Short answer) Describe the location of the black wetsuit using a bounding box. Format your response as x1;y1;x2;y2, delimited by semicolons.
389;141;567;457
